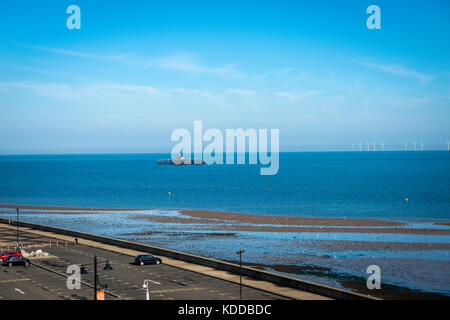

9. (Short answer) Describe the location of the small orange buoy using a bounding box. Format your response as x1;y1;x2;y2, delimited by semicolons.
168;192;171;196
405;198;408;202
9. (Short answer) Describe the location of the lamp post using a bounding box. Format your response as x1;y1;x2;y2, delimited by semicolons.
143;279;160;300
83;255;112;300
79;256;112;300
94;255;97;300
16;208;20;252
236;249;245;300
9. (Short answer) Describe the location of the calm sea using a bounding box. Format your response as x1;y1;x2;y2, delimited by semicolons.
0;152;449;220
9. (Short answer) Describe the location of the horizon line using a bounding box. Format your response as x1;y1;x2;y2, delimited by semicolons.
0;149;449;156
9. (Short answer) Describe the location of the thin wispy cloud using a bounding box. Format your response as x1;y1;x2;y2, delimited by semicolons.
106;83;160;95
357;59;433;82
18;42;259;80
17;42;128;61
0;81;259;102
275;90;323;104
1;65;89;81
276;67;295;74
225;88;257;96
151;52;261;79
153;53;229;73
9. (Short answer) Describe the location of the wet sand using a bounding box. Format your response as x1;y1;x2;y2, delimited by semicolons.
131;210;450;235
435;221;450;227
132;214;450;235
0;204;152;212
0;204;405;226
224;260;450;300
181;210;404;227
293;239;450;251
2;204;449;235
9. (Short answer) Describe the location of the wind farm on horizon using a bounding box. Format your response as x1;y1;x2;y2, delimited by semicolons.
350;139;450;151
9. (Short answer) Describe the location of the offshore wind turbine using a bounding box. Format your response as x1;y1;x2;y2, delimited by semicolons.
372;142;376;151
447;139;449;151
405;141;408;151
420;140;424;151
381;140;384;152
352;144;355;152
366;142;370;151
413;141;417;151
359;143;362;151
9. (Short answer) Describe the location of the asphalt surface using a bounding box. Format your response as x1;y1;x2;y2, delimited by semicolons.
0;227;288;300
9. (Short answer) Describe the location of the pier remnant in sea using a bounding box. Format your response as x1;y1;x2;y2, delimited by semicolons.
157;154;205;165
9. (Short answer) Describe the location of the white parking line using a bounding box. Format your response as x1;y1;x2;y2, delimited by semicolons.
14;288;25;295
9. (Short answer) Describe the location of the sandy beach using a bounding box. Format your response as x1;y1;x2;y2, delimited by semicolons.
181;210;404;226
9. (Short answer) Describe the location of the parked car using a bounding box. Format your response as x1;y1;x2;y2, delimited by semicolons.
0;251;22;263
134;254;162;266
3;255;30;267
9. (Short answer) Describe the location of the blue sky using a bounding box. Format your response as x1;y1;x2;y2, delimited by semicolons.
0;0;449;153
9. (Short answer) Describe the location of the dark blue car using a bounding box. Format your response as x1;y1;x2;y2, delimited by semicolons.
3;255;30;267
134;254;162;266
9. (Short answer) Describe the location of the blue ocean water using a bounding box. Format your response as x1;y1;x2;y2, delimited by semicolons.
0;152;449;220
